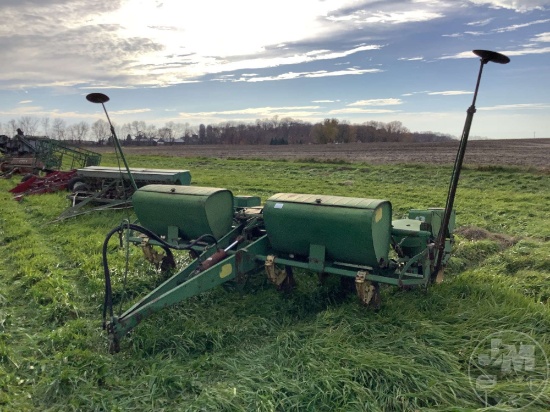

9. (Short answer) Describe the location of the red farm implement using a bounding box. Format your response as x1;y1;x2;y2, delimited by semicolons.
9;170;77;201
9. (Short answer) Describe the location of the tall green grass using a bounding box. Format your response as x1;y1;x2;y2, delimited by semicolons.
0;156;549;411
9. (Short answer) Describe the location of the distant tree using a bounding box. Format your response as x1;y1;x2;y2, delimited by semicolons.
41;117;50;136
144;124;157;139
311;118;339;144
19;116;40;136
7;119;17;136
67;121;89;142
158;126;174;144
199;124;206;141
91;119;110;142
51;118;66;140
205;125;215;144
337;122;356;143
130;120;146;136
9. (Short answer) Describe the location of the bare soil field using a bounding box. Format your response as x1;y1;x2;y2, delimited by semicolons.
94;138;550;170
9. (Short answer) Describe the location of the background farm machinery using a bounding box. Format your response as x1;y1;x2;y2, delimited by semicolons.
0;132;101;176
96;50;509;352
3;94;191;213
1;132;103;201
58;166;192;219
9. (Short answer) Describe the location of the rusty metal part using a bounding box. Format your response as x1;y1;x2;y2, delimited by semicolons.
265;255;287;286
265;255;295;291
355;271;381;309
196;249;228;273
139;236;175;271
141;242;165;265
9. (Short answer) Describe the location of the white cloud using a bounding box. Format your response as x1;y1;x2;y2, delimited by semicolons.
466;0;550;12
111;108;152;115
235;68;381;83
347;98;403;106
464;31;488;36
0;0;387;89
439;46;550;59
479;103;550;110
328;9;443;24
531;32;550;42
467;18;494;26
329;108;400;114
178;105;322;118
428;91;473;95
493;19;550;33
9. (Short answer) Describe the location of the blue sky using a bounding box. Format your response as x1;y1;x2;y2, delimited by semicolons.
0;0;549;139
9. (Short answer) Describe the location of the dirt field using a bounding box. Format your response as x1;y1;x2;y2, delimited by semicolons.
93;138;550;170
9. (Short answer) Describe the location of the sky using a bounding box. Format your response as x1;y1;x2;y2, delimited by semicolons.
0;0;549;139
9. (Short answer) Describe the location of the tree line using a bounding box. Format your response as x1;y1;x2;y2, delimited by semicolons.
0;116;455;145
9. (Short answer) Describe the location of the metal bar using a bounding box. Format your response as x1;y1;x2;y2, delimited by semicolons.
110;254;239;341
433;50;510;277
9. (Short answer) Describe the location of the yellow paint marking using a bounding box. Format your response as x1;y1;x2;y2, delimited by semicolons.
375;207;383;223
220;263;233;278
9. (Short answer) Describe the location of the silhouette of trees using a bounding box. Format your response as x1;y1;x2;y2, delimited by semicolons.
0;115;455;145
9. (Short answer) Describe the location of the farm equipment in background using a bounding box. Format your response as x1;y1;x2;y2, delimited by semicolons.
58;166;192;220
0;133;101;177
1;132;102;200
98;50;509;352
9;170;77;201
53;93;191;220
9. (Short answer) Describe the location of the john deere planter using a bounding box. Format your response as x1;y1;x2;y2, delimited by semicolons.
99;50;510;352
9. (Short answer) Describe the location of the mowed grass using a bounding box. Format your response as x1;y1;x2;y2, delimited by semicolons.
0;153;549;411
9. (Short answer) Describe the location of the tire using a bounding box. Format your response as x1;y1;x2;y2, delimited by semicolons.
21;173;35;182
67;176;86;192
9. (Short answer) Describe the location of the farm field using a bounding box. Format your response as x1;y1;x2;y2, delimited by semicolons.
1;142;550;411
93;138;550;169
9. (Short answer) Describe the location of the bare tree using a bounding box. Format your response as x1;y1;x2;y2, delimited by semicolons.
18;116;40;136
130;120;146;136
158;126;173;143
72;121;90;142
0;122;12;136
91;119;110;142
7;120;17;136
385;120;409;135
41;117;50;137
144;124;157;139
51;118;66;140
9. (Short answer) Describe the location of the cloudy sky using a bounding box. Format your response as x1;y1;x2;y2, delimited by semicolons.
0;0;549;139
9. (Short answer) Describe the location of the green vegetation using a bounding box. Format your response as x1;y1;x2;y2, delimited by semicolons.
1;155;549;411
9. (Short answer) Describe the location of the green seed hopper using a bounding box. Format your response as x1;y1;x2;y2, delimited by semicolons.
99;49;509;352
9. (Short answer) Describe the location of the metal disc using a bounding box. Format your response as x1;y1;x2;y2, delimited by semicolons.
86;93;110;104
473;50;510;64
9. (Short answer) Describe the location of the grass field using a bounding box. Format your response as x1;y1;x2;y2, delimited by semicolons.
1;153;549;411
